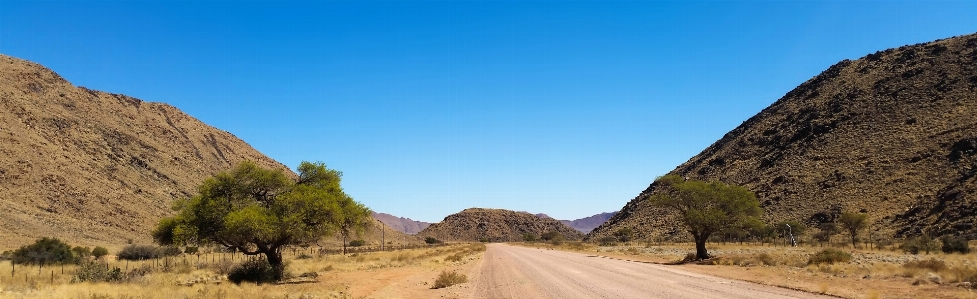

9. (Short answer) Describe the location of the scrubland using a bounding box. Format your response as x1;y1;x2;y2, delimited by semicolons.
0;243;485;299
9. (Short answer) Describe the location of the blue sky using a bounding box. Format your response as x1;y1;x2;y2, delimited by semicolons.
2;1;975;222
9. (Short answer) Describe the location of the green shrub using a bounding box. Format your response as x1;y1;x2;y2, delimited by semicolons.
117;245;158;260
598;236;617;246
72;246;92;259
540;232;560;241
613;228;634;242
348;240;366;247
424;237;441;244
160;246;183;256
91;246;109;259
227;259;282;285
11;237;77;265
73;262;123;283
522;233;537;242
432;270;467;289
808;248;852;265
940;236;971;254
183;246;199;254
901;236;940;254
903;258;947;272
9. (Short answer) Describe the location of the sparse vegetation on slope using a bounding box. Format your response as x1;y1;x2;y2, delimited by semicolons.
0;54;290;247
591;32;977;243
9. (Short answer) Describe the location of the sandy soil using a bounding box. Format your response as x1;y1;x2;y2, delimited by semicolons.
468;244;831;299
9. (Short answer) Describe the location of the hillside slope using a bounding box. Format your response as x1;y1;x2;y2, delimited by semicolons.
590;33;977;241
418;208;584;242
0;54;290;248
372;212;431;235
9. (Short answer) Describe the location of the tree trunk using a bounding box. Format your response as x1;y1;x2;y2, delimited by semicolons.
342;234;348;255
694;237;709;260
264;249;285;281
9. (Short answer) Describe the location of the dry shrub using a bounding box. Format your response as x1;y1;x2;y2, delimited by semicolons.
393;253;413;263
625;247;641;255
567;242;587;251
432;270;467;289
445;253;464;262
808;248;852;265
946;266;977;285
903;258;947;272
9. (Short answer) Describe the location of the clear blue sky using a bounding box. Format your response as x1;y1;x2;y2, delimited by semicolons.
2;1;975;222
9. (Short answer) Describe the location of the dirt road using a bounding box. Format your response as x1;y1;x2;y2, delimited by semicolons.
469;244;831;299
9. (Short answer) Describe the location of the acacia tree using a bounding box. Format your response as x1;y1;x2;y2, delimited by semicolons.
838;212;869;248
650;175;761;260
336;196;371;255
153;161;361;280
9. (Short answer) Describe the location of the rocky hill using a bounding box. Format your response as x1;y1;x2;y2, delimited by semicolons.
372;212;431;235
590;33;977;241
418;208;584;242
0;54;291;248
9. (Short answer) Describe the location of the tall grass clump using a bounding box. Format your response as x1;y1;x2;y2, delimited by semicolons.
903;258;947;272
432;270;467;289
808;248;852;265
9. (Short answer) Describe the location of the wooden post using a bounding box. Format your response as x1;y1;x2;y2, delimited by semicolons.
50;270;53;284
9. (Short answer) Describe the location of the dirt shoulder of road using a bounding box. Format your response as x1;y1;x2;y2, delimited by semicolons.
513;242;977;299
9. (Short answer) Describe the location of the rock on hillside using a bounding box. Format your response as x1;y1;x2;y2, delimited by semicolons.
0;55;290;248
418;208;584;242
590;33;977;241
372;212;431;235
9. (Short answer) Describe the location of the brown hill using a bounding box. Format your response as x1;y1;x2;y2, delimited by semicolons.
372;212;431;235
590;33;977;241
0;54;291;248
418;208;584;242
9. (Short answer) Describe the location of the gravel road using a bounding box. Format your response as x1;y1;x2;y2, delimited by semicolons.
470;244;832;299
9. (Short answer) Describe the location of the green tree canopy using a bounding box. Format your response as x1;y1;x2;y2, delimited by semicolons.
153;161;365;280
649;174;761;260
838;212;869;248
11;237;77;265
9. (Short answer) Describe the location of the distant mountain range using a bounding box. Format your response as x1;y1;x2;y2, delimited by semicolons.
535;212;618;233
372;212;431;235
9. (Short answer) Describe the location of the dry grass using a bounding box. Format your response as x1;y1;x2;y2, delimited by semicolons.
0;243;484;299
431;271;467;289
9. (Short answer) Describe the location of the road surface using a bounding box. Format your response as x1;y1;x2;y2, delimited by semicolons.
470;244;831;299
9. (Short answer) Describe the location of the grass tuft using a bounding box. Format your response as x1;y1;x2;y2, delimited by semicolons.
432;270;467;289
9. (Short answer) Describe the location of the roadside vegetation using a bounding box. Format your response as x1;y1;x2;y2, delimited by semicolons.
0;242;484;299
